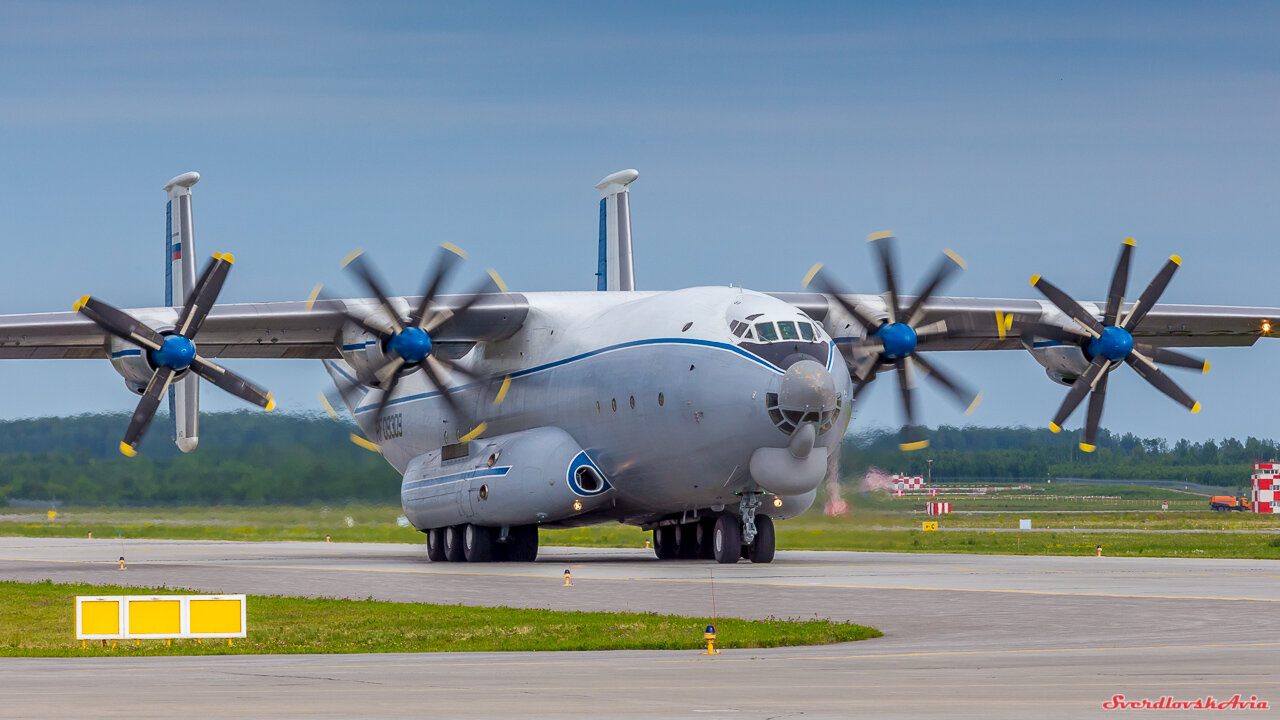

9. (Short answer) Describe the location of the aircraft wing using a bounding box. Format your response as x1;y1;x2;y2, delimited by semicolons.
774;293;1279;350
0;294;529;360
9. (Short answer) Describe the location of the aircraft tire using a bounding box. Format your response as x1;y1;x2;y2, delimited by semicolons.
675;522;699;559
696;517;717;559
748;515;776;564
463;524;494;562
426;528;446;562
654;526;677;560
443;525;466;562
712;515;741;564
507;525;539;562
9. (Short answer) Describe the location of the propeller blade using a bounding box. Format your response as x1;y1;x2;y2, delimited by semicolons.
175;253;233;338
1029;275;1105;337
912;353;982;415
1135;344;1210;373
1013;321;1090;345
190;356;274;410
803;266;880;334
869;232;902;323
343;250;405;334
850;376;874;404
373;356;406;387
120;366;178;456
1102;239;1135;327
371;369;403;434
73;296;164;352
1080;371;1110;452
904;249;966;327
1125;352;1201;412
894;357;928;451
1050;355;1109;432
429;270;509;336
307;284;396;340
422;356;467;422
1122;255;1182;331
912;320;949;341
411;243;466;329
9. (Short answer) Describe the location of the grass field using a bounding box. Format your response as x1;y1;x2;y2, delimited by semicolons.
3;482;1278;559
0;580;880;657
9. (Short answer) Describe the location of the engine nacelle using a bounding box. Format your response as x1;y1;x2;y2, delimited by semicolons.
401;427;613;530
1023;336;1090;386
338;320;391;386
107;336;157;395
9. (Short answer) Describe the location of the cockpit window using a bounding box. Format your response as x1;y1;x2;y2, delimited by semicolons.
755;322;779;342
777;321;799;340
798;322;815;340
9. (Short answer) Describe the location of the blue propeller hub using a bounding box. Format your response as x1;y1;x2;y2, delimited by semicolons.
149;334;196;370
388;326;432;363
876;322;918;360
1088;325;1134;362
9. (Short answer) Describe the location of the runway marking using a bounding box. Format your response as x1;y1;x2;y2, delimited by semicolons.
7;555;1278;603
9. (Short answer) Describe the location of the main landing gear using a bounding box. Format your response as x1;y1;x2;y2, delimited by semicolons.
652;506;775;564
426;524;538;562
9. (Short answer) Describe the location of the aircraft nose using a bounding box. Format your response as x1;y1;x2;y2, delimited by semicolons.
778;359;838;416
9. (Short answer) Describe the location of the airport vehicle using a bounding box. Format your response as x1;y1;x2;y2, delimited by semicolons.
1;170;1276;563
1209;495;1253;512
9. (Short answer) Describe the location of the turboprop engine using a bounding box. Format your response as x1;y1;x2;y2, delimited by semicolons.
107;333;165;395
1023;336;1091;386
400;426;613;530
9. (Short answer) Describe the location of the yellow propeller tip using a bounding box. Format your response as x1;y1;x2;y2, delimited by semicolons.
487;269;509;293
1029;274;1041;286
221;253;235;264
441;242;468;259
264;394;275;412
899;439;930;452
943;249;967;270
349;433;380;452
1191;402;1202;414
493;376;512;406
211;252;221;261
1170;254;1182;266
305;284;323;311
1079;443;1096;453
459;422;488;443
119;441;137;458
965;392;983;416
801;263;823;288
1202;361;1211;375
72;295;90;312
867;231;894;242
340;249;365;268
1049;422;1062;433
1123;237;1136;246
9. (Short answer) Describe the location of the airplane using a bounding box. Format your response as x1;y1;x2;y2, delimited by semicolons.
1;169;1276;564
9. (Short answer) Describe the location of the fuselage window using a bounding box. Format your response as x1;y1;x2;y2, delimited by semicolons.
611;399;617;412
729;320;742;334
658;392;664;406
746;313;763;321
629;396;635;409
755;322;779;342
777;321;799;340
798;322;815;340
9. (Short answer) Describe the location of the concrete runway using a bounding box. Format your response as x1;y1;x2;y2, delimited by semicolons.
2;537;1278;719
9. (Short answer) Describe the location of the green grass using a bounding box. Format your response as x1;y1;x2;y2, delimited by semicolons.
0;580;879;657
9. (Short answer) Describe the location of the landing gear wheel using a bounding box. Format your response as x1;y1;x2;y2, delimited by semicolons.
675;522;699;559
426;528;446;562
713;514;742;564
443;525;466;562
748;514;775;564
463;524;493;562
697;517;717;560
654;526;677;560
507;525;539;562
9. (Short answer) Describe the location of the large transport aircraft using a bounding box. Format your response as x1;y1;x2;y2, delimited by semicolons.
2;170;1276;563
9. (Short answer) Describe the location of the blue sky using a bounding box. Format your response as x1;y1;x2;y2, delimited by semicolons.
1;2;1278;442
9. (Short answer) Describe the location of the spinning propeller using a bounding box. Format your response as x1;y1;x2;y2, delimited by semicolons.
309;243;509;442
74;253;274;456
1021;238;1208;452
805;232;982;451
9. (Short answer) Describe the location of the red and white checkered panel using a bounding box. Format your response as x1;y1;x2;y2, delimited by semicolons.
926;502;951;515
893;474;925;490
1253;475;1276;513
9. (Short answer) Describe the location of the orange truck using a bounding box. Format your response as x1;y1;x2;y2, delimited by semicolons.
1210;496;1253;512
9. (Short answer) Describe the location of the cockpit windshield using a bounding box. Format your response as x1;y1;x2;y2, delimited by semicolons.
755;322;779;342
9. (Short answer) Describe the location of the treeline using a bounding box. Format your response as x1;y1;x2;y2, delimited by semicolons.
844;425;1275;489
0;412;398;506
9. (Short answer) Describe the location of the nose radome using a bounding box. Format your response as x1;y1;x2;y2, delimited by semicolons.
778;359;837;413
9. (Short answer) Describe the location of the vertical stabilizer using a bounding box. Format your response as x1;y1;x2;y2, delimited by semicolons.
164;172;201;452
595;169;639;291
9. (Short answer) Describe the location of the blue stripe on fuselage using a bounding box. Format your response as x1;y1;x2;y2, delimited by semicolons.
401;465;510;492
342;337;830;415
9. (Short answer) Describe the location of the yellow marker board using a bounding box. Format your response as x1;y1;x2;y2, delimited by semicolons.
128;600;181;636
78;600;121;637
190;600;243;635
76;595;246;640
922;522;939;532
